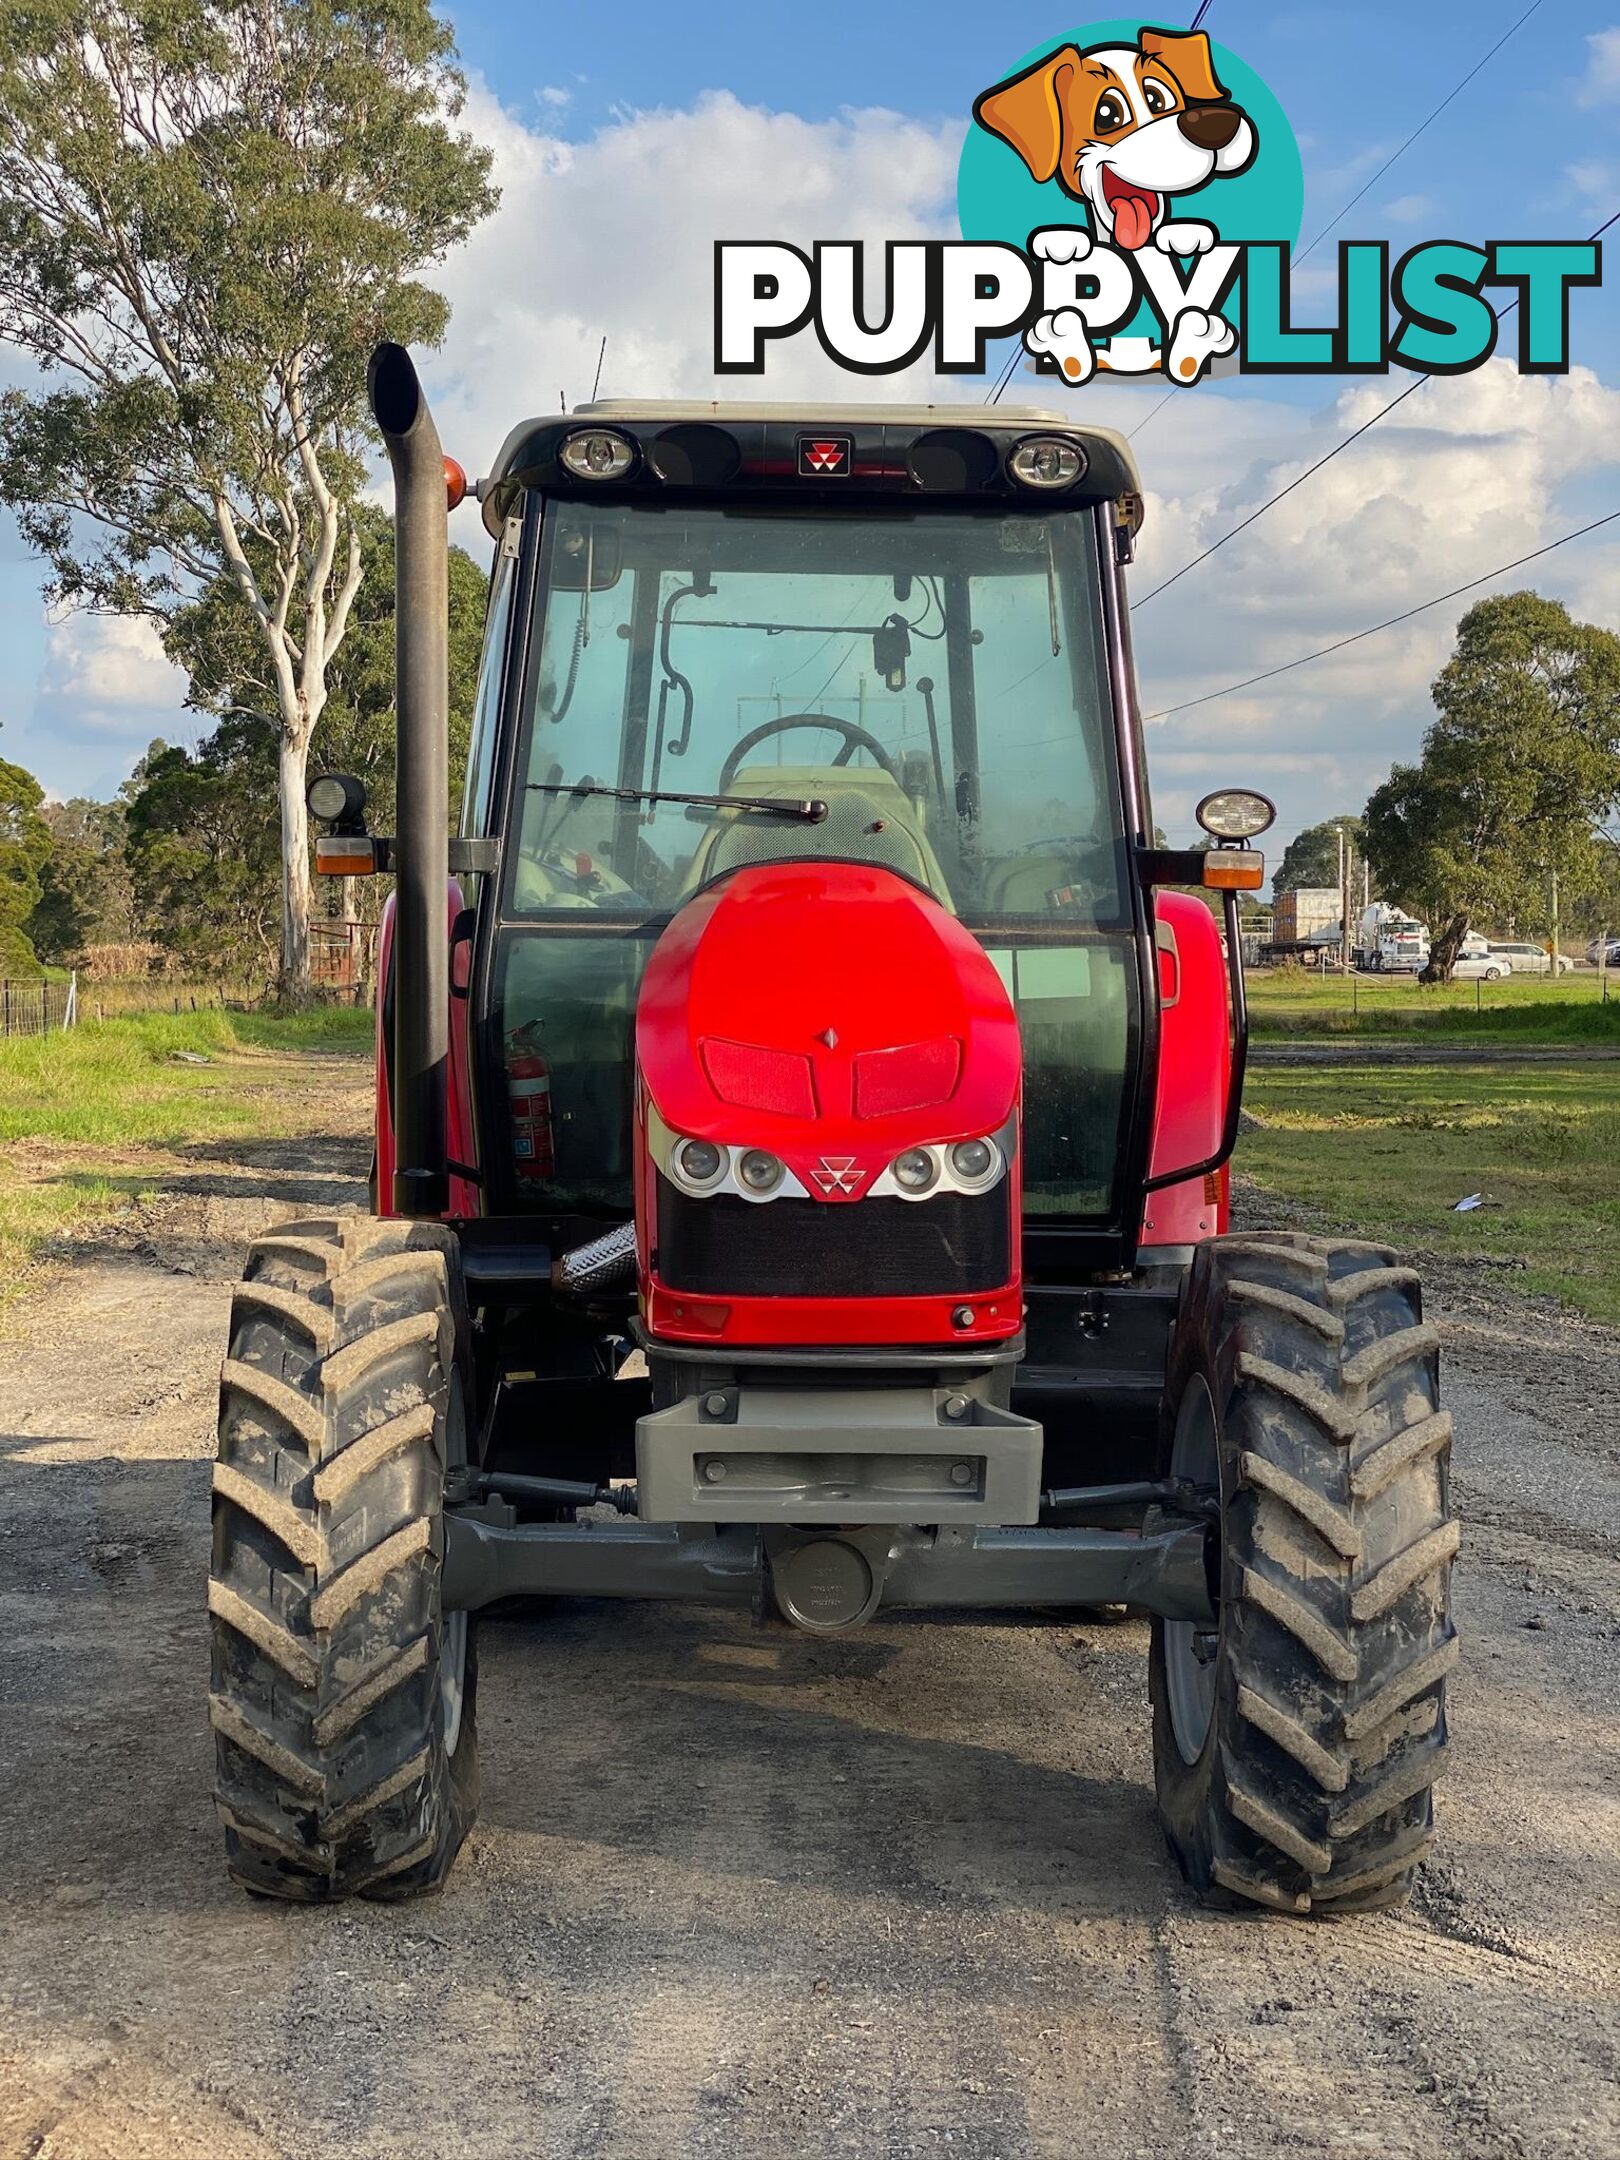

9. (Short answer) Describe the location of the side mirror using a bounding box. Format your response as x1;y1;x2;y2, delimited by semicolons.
873;614;910;691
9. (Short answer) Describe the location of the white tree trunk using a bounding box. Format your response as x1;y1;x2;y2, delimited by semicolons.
278;726;314;999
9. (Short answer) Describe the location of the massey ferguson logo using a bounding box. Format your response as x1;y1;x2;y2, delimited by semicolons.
798;435;851;476
812;1156;865;1194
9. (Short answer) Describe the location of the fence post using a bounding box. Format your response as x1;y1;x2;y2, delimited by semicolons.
3;982;10;1037
63;971;76;1029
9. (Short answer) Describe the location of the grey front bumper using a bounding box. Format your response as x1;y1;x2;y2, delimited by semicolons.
634;1382;1043;1525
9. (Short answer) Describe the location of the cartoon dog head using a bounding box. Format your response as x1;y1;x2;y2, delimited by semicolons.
973;28;1256;252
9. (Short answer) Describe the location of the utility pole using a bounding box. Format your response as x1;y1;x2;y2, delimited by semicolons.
1338;824;1352;973
1550;865;1560;971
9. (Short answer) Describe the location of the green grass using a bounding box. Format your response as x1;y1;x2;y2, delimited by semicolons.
0;1007;371;1147
1247;967;1620;1043
0;1007;372;1284
1242;1060;1620;1324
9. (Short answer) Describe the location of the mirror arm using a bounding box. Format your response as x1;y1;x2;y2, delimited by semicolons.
1137;847;1208;886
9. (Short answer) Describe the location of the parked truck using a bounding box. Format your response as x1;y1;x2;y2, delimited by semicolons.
1262;886;1342;964
1355;903;1428;973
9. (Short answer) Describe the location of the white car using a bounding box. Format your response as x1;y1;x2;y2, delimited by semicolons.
1451;951;1510;981
1487;942;1571;977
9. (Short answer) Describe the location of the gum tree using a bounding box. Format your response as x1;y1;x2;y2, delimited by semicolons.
1365;592;1620;981
0;0;496;996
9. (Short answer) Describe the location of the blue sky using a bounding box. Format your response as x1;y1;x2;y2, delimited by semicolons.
3;2;1618;860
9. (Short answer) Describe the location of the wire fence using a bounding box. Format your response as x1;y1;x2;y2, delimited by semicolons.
1248;958;1615;1035
0;924;379;1034
0;978;76;1037
81;978;264;1021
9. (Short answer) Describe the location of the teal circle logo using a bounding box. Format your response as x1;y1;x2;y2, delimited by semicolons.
958;20;1302;370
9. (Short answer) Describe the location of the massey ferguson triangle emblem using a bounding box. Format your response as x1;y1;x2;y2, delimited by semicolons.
799;435;851;475
812;1156;865;1194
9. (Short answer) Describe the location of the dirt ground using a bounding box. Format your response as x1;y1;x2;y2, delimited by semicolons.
1;1047;1616;2160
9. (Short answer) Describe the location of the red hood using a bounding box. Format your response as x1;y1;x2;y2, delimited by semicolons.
637;863;1019;1194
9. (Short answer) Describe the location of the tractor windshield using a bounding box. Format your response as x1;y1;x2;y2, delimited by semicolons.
485;497;1138;1221
506;500;1126;927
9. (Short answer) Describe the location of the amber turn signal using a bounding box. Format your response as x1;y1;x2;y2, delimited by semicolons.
315;835;379;877
444;456;468;511
1202;850;1264;891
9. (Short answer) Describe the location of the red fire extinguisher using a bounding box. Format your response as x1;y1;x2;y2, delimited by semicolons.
505;1023;554;1187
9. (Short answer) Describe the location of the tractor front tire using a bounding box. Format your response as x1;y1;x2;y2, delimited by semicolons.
208;1214;479;1902
1151;1231;1456;1915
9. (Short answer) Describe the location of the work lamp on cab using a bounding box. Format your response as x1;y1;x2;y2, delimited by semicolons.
560;428;636;481
306;771;366;826
1195;789;1277;841
1009;436;1087;489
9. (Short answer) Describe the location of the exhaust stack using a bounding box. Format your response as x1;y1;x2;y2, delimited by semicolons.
368;342;450;1217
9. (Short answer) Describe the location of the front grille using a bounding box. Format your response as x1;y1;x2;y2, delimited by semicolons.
654;1172;1011;1298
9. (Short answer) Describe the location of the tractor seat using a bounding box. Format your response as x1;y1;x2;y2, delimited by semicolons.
681;765;955;908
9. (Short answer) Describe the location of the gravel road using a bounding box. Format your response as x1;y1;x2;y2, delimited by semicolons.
1;1049;1616;2160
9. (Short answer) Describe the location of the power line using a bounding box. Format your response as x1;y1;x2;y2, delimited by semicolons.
1133;205;1619;609
1189;0;1214;28
1127;384;1176;441
1295;0;1543;267
1137;374;1430;604
985;341;1022;405
1130;0;1544;446
1140;507;1620;722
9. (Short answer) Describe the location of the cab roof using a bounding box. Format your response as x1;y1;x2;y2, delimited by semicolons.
480;399;1143;535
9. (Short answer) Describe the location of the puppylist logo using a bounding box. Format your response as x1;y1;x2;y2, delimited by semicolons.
714;19;1602;386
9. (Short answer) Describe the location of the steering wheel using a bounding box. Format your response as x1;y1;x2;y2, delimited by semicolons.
718;712;900;795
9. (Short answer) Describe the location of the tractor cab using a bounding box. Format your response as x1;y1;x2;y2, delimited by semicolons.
231;353;1451;1923
465;404;1158;1241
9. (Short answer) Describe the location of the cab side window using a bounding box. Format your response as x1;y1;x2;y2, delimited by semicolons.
461;536;518;838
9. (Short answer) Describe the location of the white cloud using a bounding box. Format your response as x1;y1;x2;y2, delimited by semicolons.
1566;158;1615;202
1381;193;1434;224
1577;27;1620;104
421;85;961;467
538;85;571;110
1116;362;1620;848
34;611;188;745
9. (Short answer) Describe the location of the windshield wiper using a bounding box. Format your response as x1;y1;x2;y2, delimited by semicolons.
526;780;827;823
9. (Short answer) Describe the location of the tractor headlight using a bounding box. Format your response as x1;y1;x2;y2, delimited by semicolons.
949;1137;1001;1188
673;1137;726;1190
892;1146;939;1193
737;1148;785;1195
560;428;636;481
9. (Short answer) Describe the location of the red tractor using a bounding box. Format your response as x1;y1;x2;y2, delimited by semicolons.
209;348;1455;1913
